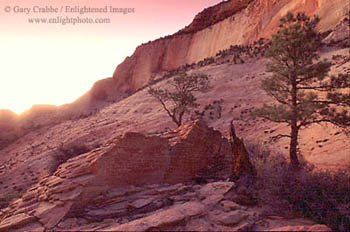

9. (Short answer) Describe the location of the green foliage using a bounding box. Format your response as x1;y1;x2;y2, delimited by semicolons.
216;38;269;64
197;57;215;67
148;72;211;126
253;12;350;167
323;73;350;129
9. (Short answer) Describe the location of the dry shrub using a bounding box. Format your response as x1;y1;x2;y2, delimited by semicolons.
247;142;350;231
49;141;96;175
0;191;21;209
280;168;350;231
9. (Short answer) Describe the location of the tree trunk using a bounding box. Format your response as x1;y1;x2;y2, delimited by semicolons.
290;76;300;168
173;117;181;127
289;123;300;168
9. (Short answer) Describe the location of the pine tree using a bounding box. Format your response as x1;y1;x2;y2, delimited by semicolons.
253;12;350;168
323;73;350;129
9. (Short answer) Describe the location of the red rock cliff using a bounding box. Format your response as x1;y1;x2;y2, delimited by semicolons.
111;0;348;93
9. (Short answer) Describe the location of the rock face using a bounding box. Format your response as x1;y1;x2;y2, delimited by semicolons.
110;0;348;94
0;43;348;223
90;119;226;187
0;106;64;151
0;120;232;230
1;0;347;151
90;132;170;187
0;180;332;231
0;120;333;231
0;110;20;150
0;104;86;151
0;1;348;230
164;120;223;184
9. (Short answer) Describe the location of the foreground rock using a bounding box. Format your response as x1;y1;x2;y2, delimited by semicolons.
0;180;331;231
0;120;331;231
0;120;230;230
90;119;225;186
105;202;206;231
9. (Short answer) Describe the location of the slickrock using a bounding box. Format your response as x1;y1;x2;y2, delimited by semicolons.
210;210;250;226
0;213;35;231
0;120;230;231
220;200;243;211
266;224;332;231
0;119;333;231
105;201;206;231
199;181;234;198
0;2;348;231
0;177;333;232
324;18;350;44
0;0;348;200
0;110;20;151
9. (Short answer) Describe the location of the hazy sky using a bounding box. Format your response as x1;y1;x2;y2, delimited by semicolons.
0;0;222;114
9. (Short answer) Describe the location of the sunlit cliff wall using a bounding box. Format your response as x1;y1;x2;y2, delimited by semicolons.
110;0;348;93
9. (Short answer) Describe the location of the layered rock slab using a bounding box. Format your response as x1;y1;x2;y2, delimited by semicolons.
90;132;170;187
0;179;332;231
105;201;206;231
0;120;229;231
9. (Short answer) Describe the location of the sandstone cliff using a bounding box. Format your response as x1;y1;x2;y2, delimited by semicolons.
111;0;348;93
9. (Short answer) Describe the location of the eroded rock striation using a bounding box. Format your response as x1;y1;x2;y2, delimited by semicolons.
0;180;332;231
0;120;231;230
0;120;333;231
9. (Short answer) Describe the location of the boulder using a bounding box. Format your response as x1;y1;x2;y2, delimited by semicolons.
0;120;228;231
89;120;226;186
0;213;35;231
89;132;170;187
210;210;250;226
266;224;332;231
164;120;223;184
105;201;205;231
199;181;235;198
220;200;242;211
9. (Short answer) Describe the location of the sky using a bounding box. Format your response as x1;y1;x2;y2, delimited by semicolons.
0;0;222;114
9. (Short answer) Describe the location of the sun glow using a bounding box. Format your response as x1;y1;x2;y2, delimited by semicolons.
0;0;222;115
0;35;137;114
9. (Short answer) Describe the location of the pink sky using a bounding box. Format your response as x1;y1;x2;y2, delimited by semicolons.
0;0;222;114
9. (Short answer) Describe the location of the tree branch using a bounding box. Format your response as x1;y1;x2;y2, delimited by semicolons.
269;134;291;142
